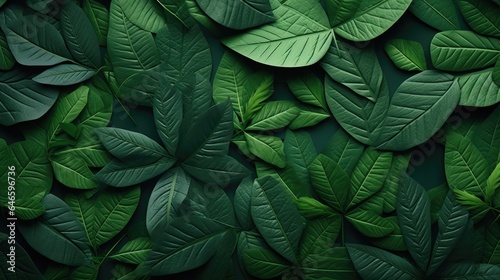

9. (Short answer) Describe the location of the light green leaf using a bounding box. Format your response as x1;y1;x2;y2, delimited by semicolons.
309;154;350;212
346;210;394;238
335;0;412;41
196;0;274;30
459;0;500;37
452;189;490;221
246;101;299;131
287;71;326;109
94;187;140;246
54;131;110;168
61;2;101;68
5;16;72;66
431;30;500;72
445;132;490;196
347;244;420;280
32;64;96;86
83;0;109;46
397;176;432;272
325;0;362;27
96;158;174;187
252;176;305;264
256;162;310;199
322;42;388;102
222;0;333;67
376;71;460;151
325;78;389;146
486;163;500;204
108;0;159;83
245;132;286;168
243;247;290;279
0;67;59;126
111;237;153;264
385;39;427;71
146;168;190;237
410;0;461;31
243;72;274;121
378;153;410;213
0;31;15;70
457;68;500;107
18;194;92;266
121;0;166;32
50;154;98;189
348;148;392;210
288;105;330;130
294;197;333;219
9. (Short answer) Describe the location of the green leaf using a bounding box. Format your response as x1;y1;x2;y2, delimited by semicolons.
222;0;333;67
61;2;101;68
397;176;432;272
153;80;182;156
429;184;449;223
83;0;109;46
32;64;96;86
0;68;59;126
74;84;113;130
346;210;394;238
457;68;500;107
111;237;153;264
121;0;166;32
385;39;427;71
376;71;460;151
196;0;274;30
195;232;237;280
243;72;274;121
301;247;358;279
287;71;326;109
334;0;413;41
246;101;299;131
252;176;305;264
324;78;389;146
409;0;461;31
427;193;469;275
5;16;72;66
434;263;500;279
245;132;286;168
0;31;15;70
486;163;500;204
347;244;420;280
108;0;159;83
473;106;500;165
348;148;392;210
244;247;290;279
299;216;341;260
459;0;500;38
325;0;362;27
256;162;309;199
309;154;350;212
322;129;364;174
452;189;490;221
378;153;410;213
431;30;500;72
494;59;500;86
182;155;249;186
0;237;43;279
294;197;333;219
322;43;388;102
284;130;316;191
96;157;175;187
371;217;407;251
288;105;330;130
50;154;98;189
18;194;92;266
483;222;500;264
54;131;110;168
146;168;190;237
142;215;228;275
94;187;140;246
445;132;490;196
65;193;96;248
234;177;254;230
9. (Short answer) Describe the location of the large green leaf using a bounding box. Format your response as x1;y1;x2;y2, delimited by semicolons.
146;168;190;237
18;194;92;266
181;155;249;186
431;31;500;72
246;101;299;131
0;31;14;70
346;210;394;238
457;68;500;107
322;43;388;102
347;244;420;280
94;187;140;246
334;0;412;41
110;237;153;265
252;176;304;264
96;158;174;187
397;176;432;272
376;71;460;151
0;68;59;126
309;154;350;212
325;0;362;27
141;215;228;275
82;0;109;46
410;0;461;31
243;247;290;279
385;39;427;71
61;2;101;68
325;77;389;146
121;0;166;32
50;154;98;189
222;0;333;67
245;132;286;168
5;16;72;66
427;193;469;275
348;148;392;210
196;0;274;30
459;0;500;38
32;64;96;86
65;193;96;248
108;0;159;83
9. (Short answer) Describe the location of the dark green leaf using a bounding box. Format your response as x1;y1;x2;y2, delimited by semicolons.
346;210;394;238
234;177;254;230
111;237;153;264
181;155;250;186
434;263;500;279
96;158;174;187
385;39;427;71
0;31;15;70
247;101;299;131
325;0;362;27
410;0;461;31
32;64;95;86
321;129;364;174
459;0;500;37
82;0;109;46
50;154;98;189
245;132;286;168
457;68;500;107
121;0;166;32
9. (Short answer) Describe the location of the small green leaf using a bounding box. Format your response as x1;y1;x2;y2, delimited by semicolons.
346;210;394;238
245;132;286;168
32;64;96;86
50;154;98;189
287;71;326;109
246;101;299;131
385;39;427;71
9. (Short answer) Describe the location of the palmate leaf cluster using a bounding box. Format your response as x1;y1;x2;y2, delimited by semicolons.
0;0;500;279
